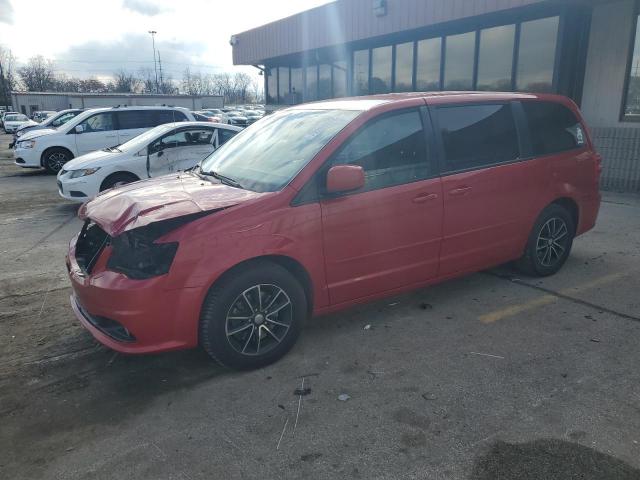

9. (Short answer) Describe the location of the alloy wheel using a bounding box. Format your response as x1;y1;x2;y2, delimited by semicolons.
47;152;68;172
536;217;569;267
225;284;292;356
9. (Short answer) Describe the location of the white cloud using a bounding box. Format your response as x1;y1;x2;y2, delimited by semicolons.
0;0;14;23
0;0;332;81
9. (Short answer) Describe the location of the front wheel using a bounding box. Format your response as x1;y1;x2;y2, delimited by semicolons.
43;148;73;173
515;204;575;277
199;261;307;370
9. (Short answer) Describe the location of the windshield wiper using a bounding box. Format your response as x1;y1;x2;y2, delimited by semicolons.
199;168;244;189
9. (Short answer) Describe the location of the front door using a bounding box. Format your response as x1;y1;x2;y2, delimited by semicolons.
320;108;443;305
147;128;183;177
433;102;535;275
74;112;117;155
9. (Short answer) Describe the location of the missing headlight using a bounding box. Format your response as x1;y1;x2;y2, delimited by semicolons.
106;211;213;280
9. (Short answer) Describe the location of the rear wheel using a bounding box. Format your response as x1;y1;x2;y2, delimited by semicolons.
43;148;73;173
199;261;307;370
515;204;575;277
99;172;139;192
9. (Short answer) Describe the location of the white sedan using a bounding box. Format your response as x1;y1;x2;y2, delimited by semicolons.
3;113;34;133
57;121;241;202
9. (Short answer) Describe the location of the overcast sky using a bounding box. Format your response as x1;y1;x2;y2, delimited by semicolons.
0;0;332;81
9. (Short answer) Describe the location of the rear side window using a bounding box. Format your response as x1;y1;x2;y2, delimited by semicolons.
218;129;237;146
330;109;430;192
522;101;586;155
436;104;519;172
156;110;188;125
117;110;156;130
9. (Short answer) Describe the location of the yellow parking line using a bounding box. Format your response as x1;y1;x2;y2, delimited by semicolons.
479;271;629;324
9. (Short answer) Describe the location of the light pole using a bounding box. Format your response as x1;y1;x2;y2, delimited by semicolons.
148;30;159;93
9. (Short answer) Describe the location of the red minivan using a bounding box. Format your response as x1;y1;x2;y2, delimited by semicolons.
66;92;601;369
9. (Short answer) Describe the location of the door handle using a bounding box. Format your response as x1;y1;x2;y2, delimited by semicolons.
105;134;117;138
449;186;472;196
412;193;438;203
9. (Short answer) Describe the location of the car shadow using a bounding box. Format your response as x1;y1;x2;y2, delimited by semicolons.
470;439;640;480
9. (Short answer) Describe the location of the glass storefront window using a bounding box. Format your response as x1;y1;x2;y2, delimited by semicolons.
290;67;303;104
266;68;277;104
371;46;392;94
416;38;441;91
319;64;332;99
278;67;289;104
516;16;559;92
444;32;475;90
306;65;318;101
477;25;515;91
394;42;414;92
623;14;640;117
333;61;348;98
353;49;369;96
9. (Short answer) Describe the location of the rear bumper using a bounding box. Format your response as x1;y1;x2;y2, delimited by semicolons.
67;238;204;354
577;193;601;236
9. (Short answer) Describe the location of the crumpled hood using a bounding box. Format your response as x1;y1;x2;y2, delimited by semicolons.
19;128;58;140
78;172;268;236
63;149;119;170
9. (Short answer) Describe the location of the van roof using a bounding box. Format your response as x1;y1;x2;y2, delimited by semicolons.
292;91;573;111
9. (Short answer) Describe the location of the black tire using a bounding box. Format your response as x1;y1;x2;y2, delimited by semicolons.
199;260;307;370
99;172;139;192
515;204;575;277
43;147;73;173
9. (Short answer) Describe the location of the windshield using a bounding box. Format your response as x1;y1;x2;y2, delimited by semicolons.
200;108;360;192
6;114;27;121
116;124;174;152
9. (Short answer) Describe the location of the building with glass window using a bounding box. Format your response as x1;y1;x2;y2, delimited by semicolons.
231;0;640;192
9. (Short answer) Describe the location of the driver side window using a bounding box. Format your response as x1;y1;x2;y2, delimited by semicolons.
330;109;431;193
148;128;214;154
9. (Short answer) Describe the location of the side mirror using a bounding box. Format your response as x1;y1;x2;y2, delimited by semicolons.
157;150;164;158
74;125;84;134
326;165;365;194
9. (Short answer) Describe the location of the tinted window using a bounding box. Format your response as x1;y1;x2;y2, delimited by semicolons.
477;25;515;91
371;46;392;94
522;101;585;155
79;112;115;132
331;109;430;192
267;68;277;104
416;38;441;91
517;17;559;92
333;61;348;98
394;42;414;92
117;110;156;129
444;32;475;90
219;129;237;145
306;65;318;101
291;67;303;103
278;67;289;103
437;104;519;171
353;49;369;96
319;64;332;99
156;110;187;125
623;13;640;116
51;111;78;127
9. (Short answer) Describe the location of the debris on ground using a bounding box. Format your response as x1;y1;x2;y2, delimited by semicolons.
590;338;601;343
422;393;437;401
337;393;351;401
294;387;311;396
363;324;371;330
419;302;433;310
469;351;505;359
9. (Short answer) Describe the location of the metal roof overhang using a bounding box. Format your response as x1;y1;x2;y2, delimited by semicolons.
231;0;561;66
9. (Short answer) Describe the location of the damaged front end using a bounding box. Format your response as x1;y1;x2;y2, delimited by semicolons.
75;212;212;280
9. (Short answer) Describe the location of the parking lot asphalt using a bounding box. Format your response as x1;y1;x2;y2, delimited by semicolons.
0;132;639;480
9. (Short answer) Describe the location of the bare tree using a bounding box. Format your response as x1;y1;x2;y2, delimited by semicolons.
18;56;56;91
233;72;252;104
0;46;18;105
111;70;141;93
139;67;157;93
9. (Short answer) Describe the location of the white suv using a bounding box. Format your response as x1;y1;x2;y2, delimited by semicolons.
13;106;195;173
